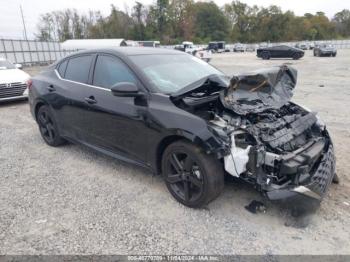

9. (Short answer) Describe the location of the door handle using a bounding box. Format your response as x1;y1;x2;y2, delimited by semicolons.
85;96;97;104
47;85;56;92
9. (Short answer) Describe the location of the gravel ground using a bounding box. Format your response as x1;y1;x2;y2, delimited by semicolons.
0;50;350;255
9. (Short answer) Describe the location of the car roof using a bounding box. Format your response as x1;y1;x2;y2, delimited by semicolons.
67;47;183;57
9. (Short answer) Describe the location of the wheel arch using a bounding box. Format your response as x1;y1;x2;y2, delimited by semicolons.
154;130;228;175
292;52;301;59
155;135;191;175
261;51;270;59
34;100;48;122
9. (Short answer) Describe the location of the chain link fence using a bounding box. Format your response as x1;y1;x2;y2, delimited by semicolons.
276;39;350;49
159;39;350;51
0;39;77;67
1;38;350;67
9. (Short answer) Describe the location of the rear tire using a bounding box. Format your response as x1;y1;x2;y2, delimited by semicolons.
261;52;270;60
36;105;66;147
161;140;224;208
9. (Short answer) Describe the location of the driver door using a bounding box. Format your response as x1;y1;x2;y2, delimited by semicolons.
82;54;150;163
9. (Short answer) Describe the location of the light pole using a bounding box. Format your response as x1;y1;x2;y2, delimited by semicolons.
20;5;28;40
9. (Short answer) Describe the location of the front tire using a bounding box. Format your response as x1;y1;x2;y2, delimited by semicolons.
37;105;66;147
293;53;301;60
161;140;224;208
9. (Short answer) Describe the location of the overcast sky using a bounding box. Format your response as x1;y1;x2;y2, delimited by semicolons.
0;0;349;39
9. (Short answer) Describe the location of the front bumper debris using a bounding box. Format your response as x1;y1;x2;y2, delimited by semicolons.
306;144;335;196
266;144;335;204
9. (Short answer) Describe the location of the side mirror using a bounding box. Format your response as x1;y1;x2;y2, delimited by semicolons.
110;82;142;97
15;64;22;69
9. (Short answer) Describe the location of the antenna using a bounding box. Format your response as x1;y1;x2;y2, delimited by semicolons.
20;5;28;40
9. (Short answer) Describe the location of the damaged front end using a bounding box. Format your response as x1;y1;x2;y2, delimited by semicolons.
171;65;336;210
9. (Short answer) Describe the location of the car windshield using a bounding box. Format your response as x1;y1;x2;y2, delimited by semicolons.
0;60;16;70
130;54;224;94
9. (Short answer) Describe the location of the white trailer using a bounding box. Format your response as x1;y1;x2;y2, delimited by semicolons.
61;39;127;50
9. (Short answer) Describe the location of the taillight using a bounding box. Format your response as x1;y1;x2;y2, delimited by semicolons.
26;79;33;90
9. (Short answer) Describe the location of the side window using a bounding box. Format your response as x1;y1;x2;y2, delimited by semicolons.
65;55;92;84
57;60;68;77
93;55;137;89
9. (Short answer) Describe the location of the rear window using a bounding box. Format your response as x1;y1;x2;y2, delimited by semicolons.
278;46;289;50
57;60;68;77
64;55;92;83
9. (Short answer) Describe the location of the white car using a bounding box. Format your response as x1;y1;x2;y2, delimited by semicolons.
195;49;212;62
233;43;245;52
174;42;211;62
0;58;30;102
182;41;202;55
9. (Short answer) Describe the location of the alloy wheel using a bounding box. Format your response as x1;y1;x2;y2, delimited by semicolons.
38;110;56;143
262;52;270;60
165;151;204;204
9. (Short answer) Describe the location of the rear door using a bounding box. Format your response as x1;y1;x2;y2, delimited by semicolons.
271;46;283;57
51;54;94;141
81;54;150;163
267;46;277;57
279;46;291;57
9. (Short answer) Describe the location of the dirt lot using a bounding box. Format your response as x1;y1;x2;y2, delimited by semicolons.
0;50;349;255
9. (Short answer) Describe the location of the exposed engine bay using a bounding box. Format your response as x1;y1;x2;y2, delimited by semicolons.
171;65;335;207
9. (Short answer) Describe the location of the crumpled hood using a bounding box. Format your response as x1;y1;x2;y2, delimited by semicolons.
221;65;297;115
170;74;229;101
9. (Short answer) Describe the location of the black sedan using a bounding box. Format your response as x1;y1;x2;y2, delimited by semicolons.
257;45;304;60
28;47;336;210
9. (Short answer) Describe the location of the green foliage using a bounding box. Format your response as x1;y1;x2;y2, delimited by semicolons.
131;2;147;40
333;9;350;36
194;2;229;41
35;1;350;43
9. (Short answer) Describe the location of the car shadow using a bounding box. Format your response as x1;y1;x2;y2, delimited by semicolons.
0;99;28;108
257;58;299;61
51;140;313;227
